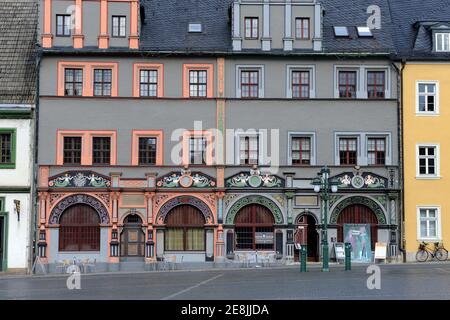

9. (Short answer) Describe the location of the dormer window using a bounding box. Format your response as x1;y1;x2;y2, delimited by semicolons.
436;33;450;52
357;26;373;37
245;17;259;39
188;23;202;33
334;26;349;37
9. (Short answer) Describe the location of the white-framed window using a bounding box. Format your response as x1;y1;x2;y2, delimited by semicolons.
417;207;441;240
416;144;440;178
334;65;391;99
236;65;264;98
334;132;392;166
235;131;264;165
244;17;259;39
416;81;439;115
287;132;316;165
286;65;315;99
435;33;450;52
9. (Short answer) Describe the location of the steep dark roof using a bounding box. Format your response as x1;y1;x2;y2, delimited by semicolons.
138;0;395;55
140;0;233;52
388;0;450;59
0;0;38;105
321;0;395;54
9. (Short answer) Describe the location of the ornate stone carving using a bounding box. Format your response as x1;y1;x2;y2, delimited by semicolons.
48;171;111;188
156;196;214;225
329;196;386;225
157;169;216;188
49;193;66;207
333;172;387;189
154;194;170;209
372;195;388;209
272;194;286;208
49;194;110;225
199;193;217;208
225;195;284;225
95;193;111;207
226;168;285;188
329;195;344;208
119;180;147;188
224;194;239;208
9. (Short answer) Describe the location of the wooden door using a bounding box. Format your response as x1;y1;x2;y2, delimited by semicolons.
337;204;378;250
121;215;145;257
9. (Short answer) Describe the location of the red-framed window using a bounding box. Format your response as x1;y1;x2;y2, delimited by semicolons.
292;71;310;98
63;136;82;165
295;18;310;39
245;17;259;39
339;138;358;165
291;137;311;165
241;70;259;98
367;137;386;165
240;136;259;165
64;68;83;96
338;71;357;98
367;71;385;99
189;70;208;98
93;69;112;96
139;69;158;97
92;137;111;165
189;137;207;165
138;137;157;165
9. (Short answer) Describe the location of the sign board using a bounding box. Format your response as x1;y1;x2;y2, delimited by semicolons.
334;243;345;260
295;243;301;250
374;242;387;260
255;232;274;244
343;224;372;263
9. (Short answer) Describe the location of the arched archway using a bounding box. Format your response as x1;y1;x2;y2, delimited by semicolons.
226;195;284;225
59;204;100;252
120;214;145;257
49;194;110;225
336;204;379;251
294;213;319;262
156;196;214;225
234;204;275;251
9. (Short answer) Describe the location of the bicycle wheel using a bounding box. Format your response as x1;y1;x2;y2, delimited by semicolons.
416;249;429;262
436;248;449;261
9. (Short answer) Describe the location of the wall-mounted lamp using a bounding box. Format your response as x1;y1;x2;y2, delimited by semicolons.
14;200;20;221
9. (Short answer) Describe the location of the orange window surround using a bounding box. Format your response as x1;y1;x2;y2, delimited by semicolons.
132;63;164;97
131;130;164;166
57;61;119;97
56;130;117;165
182;64;214;98
182;130;214;166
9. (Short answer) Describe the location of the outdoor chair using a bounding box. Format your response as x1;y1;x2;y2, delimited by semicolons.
82;258;96;273
55;260;66;273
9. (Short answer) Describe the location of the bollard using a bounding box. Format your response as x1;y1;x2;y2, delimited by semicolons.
345;242;352;271
300;244;307;272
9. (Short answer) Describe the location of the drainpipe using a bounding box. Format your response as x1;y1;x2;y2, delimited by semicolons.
391;60;406;263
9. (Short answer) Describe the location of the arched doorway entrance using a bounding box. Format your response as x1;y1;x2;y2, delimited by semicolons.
120;215;145;257
59;204;100;252
164;205;206;252
337;204;378;251
234;204;275;251
294;214;319;262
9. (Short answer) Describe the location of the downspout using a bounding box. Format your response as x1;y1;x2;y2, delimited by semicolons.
391;59;406;263
29;48;42;274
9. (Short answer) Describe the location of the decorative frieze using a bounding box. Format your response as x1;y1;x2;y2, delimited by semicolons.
333;172;387;189
226;168;285;188
157;169;216;188
48;171;111;188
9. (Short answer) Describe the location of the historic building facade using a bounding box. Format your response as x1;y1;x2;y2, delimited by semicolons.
0;1;38;273
390;1;450;261
36;0;401;272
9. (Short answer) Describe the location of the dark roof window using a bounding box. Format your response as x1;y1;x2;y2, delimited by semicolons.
334;26;349;37
188;23;203;33
357;26;373;37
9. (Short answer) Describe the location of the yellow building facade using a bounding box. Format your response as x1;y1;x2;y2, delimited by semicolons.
404;63;450;261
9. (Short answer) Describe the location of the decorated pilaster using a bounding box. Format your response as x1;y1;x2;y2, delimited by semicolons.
145;192;156;262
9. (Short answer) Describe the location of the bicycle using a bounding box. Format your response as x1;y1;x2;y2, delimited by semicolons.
416;241;448;262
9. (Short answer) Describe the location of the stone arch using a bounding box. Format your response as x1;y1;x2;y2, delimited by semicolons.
49;194;110;225
329;196;386;225
225;195;284;225
295;211;318;225
156;195;214;225
119;210;146;225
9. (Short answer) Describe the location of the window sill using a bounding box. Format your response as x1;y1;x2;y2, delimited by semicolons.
415;176;441;180
415;113;440;117
0;164;16;169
